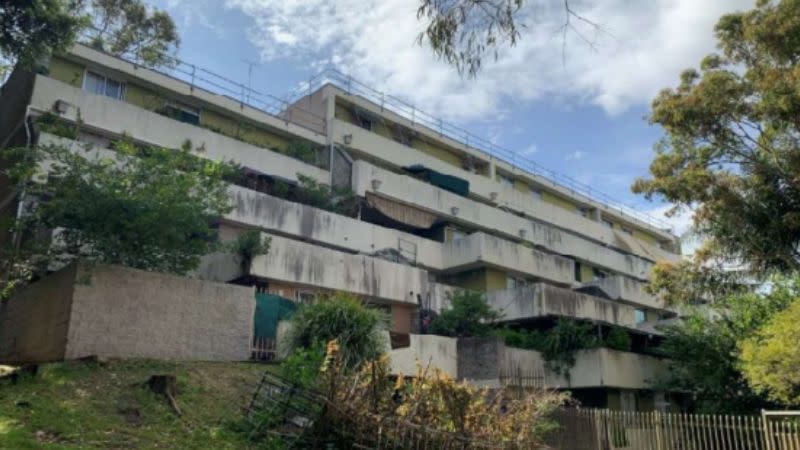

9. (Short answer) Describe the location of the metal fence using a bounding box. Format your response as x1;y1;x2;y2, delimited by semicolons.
548;408;800;450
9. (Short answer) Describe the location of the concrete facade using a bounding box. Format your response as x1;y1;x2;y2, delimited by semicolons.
250;233;428;304
0;264;255;364
487;283;640;329
29;75;329;185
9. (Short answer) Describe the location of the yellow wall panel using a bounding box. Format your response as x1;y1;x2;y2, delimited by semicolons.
48;57;84;87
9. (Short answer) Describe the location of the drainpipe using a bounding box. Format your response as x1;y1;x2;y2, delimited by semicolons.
11;105;35;252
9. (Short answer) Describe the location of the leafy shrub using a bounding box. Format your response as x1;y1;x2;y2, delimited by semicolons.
286;293;387;370
229;229;270;274
429;290;501;337
35;111;80;139
603;326;632;352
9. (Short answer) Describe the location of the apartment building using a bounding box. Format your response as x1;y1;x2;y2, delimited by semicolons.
0;44;682;411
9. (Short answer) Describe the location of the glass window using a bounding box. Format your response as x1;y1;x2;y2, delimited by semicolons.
357;115;373;131
635;309;646;325
499;174;513;189
506;275;523;290
530;187;542;201
576;206;591;218
164;101;200;125
592;268;607;280
83;71;124;100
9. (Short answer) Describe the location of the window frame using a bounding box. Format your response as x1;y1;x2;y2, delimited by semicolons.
82;70;125;101
163;100;201;125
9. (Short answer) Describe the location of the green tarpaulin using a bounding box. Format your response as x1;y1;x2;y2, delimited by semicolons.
254;293;298;338
404;164;470;197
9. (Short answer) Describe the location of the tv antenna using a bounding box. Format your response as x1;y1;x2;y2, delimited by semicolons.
241;59;260;103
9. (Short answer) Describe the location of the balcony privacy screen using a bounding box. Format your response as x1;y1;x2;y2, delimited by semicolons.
254;293;298;338
404;165;470;197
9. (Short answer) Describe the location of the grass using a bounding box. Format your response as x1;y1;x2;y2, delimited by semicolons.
0;359;273;449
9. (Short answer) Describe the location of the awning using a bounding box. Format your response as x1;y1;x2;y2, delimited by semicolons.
404;164;470;197
365;192;438;229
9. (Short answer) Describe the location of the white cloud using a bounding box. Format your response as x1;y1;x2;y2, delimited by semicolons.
223;0;753;119
565;150;585;161
646;203;695;237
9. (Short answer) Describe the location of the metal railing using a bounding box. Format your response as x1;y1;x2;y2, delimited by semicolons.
78;42;327;135
290;68;673;232
548;408;800;450
75;41;670;232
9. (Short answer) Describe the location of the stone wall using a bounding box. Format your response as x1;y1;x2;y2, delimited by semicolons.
0;264;255;364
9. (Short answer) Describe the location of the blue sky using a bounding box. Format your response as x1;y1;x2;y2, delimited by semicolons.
150;0;756;234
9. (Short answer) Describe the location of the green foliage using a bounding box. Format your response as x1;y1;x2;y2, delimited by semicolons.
417;0;524;77
272;174;358;217
496;320;599;376
0;0;87;67
633;0;800;273
654;276;799;413
429;290;501;337
0;140;235;297
603;326;631;352
537;319;598;376
229;230;271;274
85;0;180;67
35;111;82;139
284;141;320;166
740;298;800;406
286;292;387;370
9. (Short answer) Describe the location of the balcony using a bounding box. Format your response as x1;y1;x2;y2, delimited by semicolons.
443;233;575;286
352;160;661;280
249;233;428;304
487;283;640;329
339;124;678;264
29;75;329;184
581;275;664;310
225;185;444;270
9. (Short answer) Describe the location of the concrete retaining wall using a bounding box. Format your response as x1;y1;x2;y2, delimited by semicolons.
0;264;255;364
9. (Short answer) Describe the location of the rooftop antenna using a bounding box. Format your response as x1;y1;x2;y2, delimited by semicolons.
241;59;259;103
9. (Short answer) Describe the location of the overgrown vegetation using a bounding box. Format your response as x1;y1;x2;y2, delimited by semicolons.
0;360;265;449
632;0;800;413
271;173;359;217
0;139;236;298
243;340;566;449
285;293;387;370
35;111;82;140
230;229;271;274
429;290;501;337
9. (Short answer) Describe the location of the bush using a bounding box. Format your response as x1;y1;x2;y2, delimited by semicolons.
286;292;387;370
429;290;501;337
603;326;632;352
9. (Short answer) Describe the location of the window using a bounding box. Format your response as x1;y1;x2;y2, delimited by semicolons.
498;173;513;189
576;206;591;218
506;275;524;290
621;226;633;236
357;115;373;131
574;261;582;282
634;309;646;325
602;219;614;228
83;71;124;100
449;228;467;242
592;268;607;280
163;101;200;125
530;187;542;201
296;291;316;305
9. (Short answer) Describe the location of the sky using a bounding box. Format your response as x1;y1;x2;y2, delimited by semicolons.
150;0;755;235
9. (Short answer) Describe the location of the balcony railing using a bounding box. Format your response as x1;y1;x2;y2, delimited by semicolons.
293;68;673;233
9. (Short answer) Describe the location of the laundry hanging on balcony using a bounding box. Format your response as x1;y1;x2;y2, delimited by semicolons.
403;164;470;197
